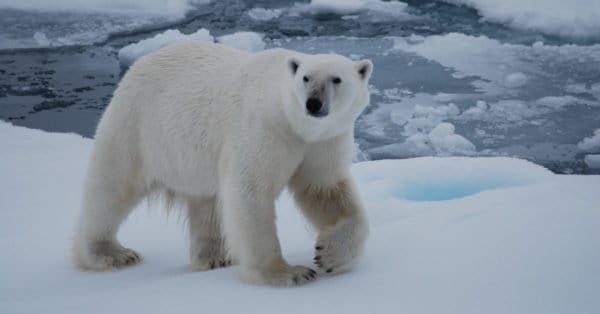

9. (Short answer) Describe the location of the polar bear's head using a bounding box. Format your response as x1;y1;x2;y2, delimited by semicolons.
284;53;373;142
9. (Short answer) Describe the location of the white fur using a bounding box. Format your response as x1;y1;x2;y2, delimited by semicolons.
73;41;372;286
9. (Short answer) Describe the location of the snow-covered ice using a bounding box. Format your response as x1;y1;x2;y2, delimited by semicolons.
295;0;411;19
118;30;266;66
2;121;600;314
118;29;213;67
578;129;600;152
247;8;283;21
443;0;600;39
579;129;600;169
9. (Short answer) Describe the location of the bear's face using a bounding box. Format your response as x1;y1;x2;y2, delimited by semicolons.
285;54;373;142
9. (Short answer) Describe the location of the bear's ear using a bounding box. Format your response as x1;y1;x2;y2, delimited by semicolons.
288;58;300;75
356;59;373;81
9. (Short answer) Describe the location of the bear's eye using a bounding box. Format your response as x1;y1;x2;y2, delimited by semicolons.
303;76;309;83
332;77;342;84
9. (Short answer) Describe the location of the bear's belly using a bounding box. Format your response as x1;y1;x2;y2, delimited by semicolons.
159;161;219;197
144;146;221;197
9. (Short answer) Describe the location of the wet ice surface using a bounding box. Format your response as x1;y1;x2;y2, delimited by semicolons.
1;0;599;173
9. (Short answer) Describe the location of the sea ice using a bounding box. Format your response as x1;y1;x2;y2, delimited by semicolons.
584;155;600;168
1;121;599;314
296;0;410;18
118;29;213;67
247;8;283;21
443;0;600;39
578;129;600;152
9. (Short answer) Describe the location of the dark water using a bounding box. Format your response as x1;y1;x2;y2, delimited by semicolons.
1;0;599;173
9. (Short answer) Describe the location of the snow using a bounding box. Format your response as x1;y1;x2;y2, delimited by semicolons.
2;121;600;313
443;0;600;39
297;0;410;18
247;8;283;21
118;29;213;66
217;32;266;52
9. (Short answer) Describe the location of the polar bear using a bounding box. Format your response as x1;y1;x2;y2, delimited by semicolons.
73;41;372;286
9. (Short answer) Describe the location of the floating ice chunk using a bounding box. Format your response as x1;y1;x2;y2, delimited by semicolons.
247;8;283;21
578;129;600;152
584;155;600;169
566;83;588;94
535;96;581;110
461;100;488;118
118;29;214;67
217;32;266;52
428;122;476;155
403;103;460;136
442;0;600;39
298;0;409;18
33;31;51;47
566;82;600;100
459;96;585;126
374;121;476;158
308;0;364;15
504;72;527;88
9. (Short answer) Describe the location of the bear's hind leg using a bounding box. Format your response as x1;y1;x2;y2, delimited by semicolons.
187;196;234;270
73;155;145;271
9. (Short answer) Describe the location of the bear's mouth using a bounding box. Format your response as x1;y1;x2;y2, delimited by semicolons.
307;109;328;118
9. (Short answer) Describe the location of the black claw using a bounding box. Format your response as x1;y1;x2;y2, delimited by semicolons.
292;275;299;284
314;256;321;260
303;275;310;280
326;268;333;273
209;261;215;269
219;260;226;267
315;246;323;250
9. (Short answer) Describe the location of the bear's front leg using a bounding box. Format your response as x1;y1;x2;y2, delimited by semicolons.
221;177;317;286
292;177;369;275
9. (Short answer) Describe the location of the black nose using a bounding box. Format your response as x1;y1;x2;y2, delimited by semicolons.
306;98;324;116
